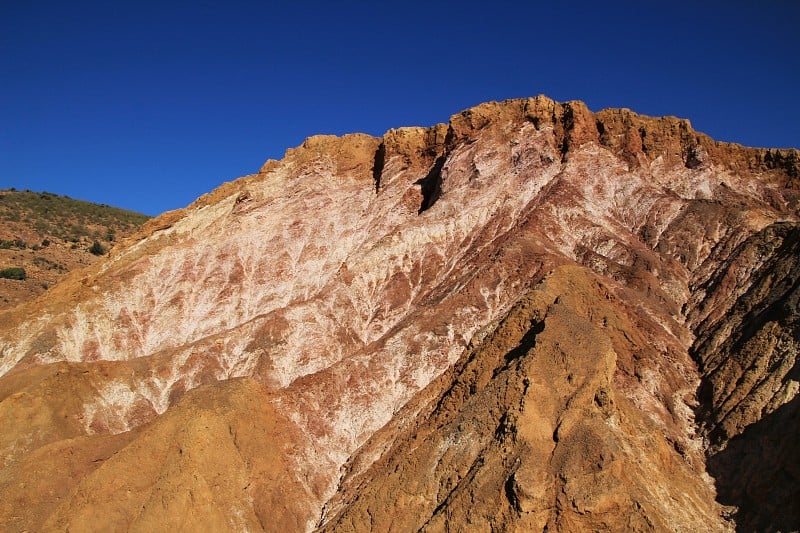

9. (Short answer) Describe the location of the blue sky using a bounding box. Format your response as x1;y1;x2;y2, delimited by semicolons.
2;1;799;216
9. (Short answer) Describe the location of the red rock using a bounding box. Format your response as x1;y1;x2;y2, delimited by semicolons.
0;96;797;531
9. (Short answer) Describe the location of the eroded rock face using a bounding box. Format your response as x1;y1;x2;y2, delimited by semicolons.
0;95;797;531
320;267;725;532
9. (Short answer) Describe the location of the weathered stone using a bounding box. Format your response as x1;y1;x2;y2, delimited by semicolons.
0;96;797;531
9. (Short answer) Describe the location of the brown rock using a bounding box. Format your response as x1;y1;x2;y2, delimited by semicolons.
0;96;798;531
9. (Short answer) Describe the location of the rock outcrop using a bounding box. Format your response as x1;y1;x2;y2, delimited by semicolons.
0;95;797;531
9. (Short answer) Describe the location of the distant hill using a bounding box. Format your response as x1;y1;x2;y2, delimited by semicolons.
0;189;150;309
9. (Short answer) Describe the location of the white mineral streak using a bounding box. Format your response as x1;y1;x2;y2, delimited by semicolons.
82;380;139;434
0;313;52;375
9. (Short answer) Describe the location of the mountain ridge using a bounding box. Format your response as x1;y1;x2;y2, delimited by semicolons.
135;96;800;245
0;95;797;531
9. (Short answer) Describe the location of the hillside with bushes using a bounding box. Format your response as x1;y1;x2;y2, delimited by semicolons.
0;189;150;309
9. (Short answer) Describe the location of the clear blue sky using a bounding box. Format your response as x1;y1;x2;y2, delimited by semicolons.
2;1;799;216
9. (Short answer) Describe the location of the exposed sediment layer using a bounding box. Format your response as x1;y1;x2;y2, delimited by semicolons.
0;96;797;531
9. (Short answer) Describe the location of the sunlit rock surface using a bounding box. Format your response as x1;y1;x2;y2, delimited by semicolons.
1;96;798;531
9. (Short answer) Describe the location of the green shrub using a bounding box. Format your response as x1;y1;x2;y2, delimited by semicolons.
0;239;26;249
89;240;107;256
0;267;26;280
0;189;150;247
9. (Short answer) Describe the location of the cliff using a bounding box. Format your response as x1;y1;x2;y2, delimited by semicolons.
0;96;797;531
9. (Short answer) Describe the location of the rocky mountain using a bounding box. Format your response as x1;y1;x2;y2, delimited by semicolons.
0;96;797;532
0;190;150;310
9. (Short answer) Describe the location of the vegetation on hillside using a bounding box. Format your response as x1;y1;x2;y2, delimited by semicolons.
0;188;151;309
0;189;150;245
0;267;26;280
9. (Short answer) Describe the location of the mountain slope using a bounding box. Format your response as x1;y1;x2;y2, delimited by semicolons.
0;96;797;531
320;266;724;531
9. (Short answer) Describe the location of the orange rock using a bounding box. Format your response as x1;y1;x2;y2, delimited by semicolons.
0;97;798;531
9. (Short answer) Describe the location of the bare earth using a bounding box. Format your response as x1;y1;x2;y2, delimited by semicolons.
0;96;797;532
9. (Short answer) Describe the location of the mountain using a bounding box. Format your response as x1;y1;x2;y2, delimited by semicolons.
0;190;150;310
0;96;797;532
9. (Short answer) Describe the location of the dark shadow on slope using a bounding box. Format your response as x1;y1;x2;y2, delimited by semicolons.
558;104;576;159
706;394;800;532
504;320;544;363
372;142;386;193
688;222;800;532
415;155;446;214
488;319;545;381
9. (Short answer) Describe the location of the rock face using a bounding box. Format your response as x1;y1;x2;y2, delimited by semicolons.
0;96;798;532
